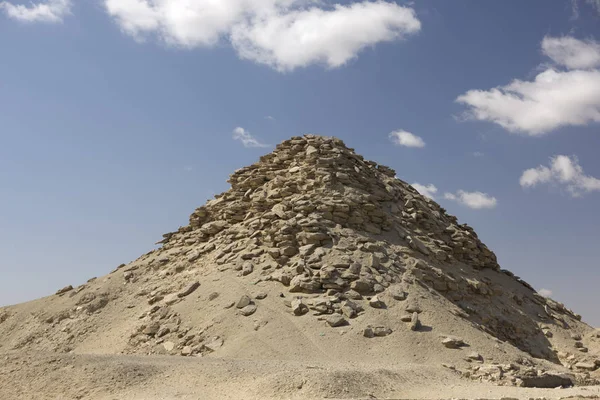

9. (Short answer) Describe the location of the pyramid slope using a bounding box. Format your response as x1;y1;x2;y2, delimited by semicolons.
1;135;599;390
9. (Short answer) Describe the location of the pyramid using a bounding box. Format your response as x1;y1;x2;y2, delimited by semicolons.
1;135;599;397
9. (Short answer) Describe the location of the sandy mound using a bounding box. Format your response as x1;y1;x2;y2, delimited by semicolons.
1;135;599;398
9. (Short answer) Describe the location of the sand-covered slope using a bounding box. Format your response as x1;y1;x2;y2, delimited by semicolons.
1;135;599;397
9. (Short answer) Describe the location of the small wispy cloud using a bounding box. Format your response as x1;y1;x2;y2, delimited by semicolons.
520;155;600;197
411;183;438;200
232;127;269;148
588;0;600;13
473;151;485;157
265;116;276;121
542;36;600;70
183;166;193;172
538;288;553;298
389;129;425;148
444;190;497;209
573;0;600;18
571;0;580;19
0;0;71;23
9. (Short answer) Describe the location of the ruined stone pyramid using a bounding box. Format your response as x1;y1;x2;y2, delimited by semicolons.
1;134;599;390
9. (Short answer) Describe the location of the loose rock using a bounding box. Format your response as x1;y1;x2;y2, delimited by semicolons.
374;326;392;336
236;295;252;309
163;341;175;352
56;285;73;295
442;336;466;349
326;314;347;327
410;312;421;331
291;299;308;316
239;304;257;316
178;282;200;298
368;295;385;309
575;362;597;371
255;292;268;300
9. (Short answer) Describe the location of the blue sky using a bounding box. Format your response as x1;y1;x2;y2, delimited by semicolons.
1;0;600;325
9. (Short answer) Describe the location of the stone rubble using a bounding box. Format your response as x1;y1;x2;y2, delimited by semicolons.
117;135;598;383
2;135;597;389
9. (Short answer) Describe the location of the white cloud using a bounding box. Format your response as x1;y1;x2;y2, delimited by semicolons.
520;165;552;188
473;151;485;157
104;0;421;71
520;155;600;197
104;0;161;36
444;190;497;210
389;129;425;148
538;288;553;298
411;183;437;200
265;116;276;121
457;68;600;135
457;36;600;136
232;127;269;148
230;2;421;71
0;0;71;23
542;36;600;70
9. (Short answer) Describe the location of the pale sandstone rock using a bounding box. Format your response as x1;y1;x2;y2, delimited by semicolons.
326;314;346;327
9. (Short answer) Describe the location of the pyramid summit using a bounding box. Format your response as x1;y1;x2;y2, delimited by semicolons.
1;135;599;399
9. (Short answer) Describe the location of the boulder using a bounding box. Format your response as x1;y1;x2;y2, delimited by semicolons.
143;322;160;336
200;221;227;235
364;325;391;338
442;337;466;349
373;326;392;337
466;352;483;361
236;295;252;309
178;281;200;298
254;292;268;300
519;373;573;388
164;294;179;306
405;303;422;313
181;346;193;356
410;312;421;331
389;286;407;301
56;285;73;295
241;261;254;276
350;280;373;295
575;362;597;371
368;295;385;309
163;341;175;352
306;145;318;156
344;289;362;300
291;299;309;316
340;301;361;319
239;304;257;316
326;314;347;327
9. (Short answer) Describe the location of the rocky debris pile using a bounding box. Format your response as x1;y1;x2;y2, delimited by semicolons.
1;135;598;389
445;357;578;388
143;135;583;359
127;303;222;357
